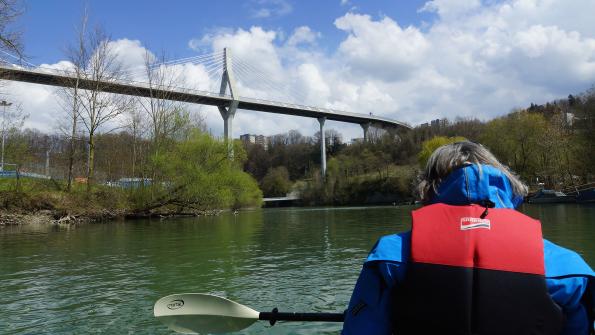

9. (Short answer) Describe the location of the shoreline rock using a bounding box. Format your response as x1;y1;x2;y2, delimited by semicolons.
0;211;55;226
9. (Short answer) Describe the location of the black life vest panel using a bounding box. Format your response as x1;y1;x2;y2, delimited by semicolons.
393;203;564;335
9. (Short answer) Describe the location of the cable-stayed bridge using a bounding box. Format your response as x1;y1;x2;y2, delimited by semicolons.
0;48;411;176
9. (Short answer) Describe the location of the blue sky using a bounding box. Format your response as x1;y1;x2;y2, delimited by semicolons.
7;0;595;139
22;0;433;64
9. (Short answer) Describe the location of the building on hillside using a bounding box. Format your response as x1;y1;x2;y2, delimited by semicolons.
255;135;268;149
419;118;447;129
240;134;256;144
430;118;448;129
240;134;268;150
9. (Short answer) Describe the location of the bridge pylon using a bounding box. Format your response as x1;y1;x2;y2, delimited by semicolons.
218;47;238;159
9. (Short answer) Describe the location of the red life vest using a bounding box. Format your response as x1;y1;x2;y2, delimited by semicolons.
393;203;564;335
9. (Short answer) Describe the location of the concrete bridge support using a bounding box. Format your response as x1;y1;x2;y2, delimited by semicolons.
361;122;371;142
319;117;326;180
219;47;238;159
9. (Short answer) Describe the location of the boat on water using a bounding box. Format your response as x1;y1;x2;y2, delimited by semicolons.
527;189;576;204
576;187;595;203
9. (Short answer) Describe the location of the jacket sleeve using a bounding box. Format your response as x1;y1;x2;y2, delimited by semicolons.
341;261;402;335
342;232;411;335
544;239;595;335
547;276;591;334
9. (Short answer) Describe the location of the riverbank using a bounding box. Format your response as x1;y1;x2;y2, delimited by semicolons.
0;178;249;226
0;165;417;225
0;177;124;225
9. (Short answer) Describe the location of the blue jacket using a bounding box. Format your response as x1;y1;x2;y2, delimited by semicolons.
342;164;595;335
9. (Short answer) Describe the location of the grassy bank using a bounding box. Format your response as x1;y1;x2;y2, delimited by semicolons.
1;145;263;225
1;130;263;226
0;178;129;224
0;177;260;225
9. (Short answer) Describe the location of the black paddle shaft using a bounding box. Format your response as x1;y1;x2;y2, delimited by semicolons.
259;308;345;325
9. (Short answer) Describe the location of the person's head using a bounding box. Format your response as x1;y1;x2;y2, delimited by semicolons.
418;141;528;202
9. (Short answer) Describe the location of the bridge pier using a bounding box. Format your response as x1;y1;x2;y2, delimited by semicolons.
318;117;326;180
361;122;371;142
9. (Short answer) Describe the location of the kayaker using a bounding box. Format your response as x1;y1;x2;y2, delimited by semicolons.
342;141;595;335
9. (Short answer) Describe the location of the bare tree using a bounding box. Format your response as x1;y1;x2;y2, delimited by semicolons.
0;0;24;98
367;127;387;144
0;0;24;59
287;129;303;145
125;106;145;177
58;11;88;191
137;50;189;152
75;25;131;191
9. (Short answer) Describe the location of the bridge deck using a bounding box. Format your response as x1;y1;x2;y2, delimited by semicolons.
0;66;411;130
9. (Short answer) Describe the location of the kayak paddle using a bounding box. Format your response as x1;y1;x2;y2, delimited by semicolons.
154;293;345;334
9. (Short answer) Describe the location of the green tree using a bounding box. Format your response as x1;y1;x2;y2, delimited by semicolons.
260;166;291;197
573;87;595;179
480;111;549;184
138;130;261;212
418;136;466;167
243;144;271;181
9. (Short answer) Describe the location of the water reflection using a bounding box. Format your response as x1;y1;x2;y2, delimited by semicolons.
521;204;595;264
0;204;592;334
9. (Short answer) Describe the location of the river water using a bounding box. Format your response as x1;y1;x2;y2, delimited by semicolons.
1;204;594;334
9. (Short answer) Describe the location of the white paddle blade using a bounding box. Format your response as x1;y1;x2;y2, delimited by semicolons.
154;293;259;334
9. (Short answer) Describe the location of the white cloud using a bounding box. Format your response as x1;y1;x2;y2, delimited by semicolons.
3;81;60;132
296;63;330;104
210;26;283;80
419;0;482;20
286;26;320;47
7;0;595;142
335;13;429;81
108;39;147;71
253;8;271;19
510;25;595;88
249;0;293;19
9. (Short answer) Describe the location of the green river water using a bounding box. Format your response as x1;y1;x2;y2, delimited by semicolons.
1;204;594;334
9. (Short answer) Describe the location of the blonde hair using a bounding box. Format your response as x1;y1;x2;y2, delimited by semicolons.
418;141;528;201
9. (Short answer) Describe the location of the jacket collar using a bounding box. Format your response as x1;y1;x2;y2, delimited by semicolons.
427;164;523;209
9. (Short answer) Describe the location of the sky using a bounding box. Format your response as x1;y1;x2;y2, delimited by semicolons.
3;0;595;140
